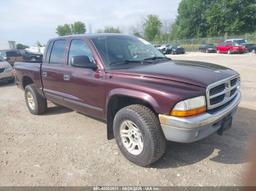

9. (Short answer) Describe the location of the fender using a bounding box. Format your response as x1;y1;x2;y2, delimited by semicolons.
106;88;160;115
105;88;161;140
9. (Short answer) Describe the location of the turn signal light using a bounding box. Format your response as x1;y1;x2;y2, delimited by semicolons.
171;106;206;117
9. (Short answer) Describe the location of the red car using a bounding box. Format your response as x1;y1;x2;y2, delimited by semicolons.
216;41;247;54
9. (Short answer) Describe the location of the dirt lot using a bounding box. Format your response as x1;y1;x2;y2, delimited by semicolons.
0;52;255;186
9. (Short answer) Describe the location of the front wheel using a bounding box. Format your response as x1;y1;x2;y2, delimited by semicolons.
113;104;166;166
25;84;47;115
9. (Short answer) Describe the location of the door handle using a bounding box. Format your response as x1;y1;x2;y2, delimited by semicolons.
63;74;70;81
42;71;47;78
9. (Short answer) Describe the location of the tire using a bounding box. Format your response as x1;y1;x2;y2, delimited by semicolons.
113;104;166;166
25;84;47;115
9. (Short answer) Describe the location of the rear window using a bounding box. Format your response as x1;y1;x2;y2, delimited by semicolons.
49;40;66;64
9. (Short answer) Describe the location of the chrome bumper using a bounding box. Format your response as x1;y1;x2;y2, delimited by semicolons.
159;91;241;143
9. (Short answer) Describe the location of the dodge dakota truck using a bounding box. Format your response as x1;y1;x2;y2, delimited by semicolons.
14;34;241;166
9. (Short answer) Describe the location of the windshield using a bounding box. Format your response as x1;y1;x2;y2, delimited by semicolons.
170;45;178;48
91;35;166;69
18;50;26;54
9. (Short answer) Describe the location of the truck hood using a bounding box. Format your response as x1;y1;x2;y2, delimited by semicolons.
109;60;238;88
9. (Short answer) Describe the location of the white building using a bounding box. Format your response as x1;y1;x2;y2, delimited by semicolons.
26;46;45;54
0;41;16;50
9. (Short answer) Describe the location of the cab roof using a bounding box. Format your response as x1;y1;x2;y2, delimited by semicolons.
50;33;131;41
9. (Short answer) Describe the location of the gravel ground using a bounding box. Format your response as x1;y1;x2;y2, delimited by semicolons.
0;52;255;186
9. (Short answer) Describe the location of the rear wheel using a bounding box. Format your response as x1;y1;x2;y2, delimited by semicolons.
25;84;47;115
113;104;166;166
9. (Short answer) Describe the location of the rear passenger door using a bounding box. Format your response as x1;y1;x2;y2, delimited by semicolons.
41;39;71;105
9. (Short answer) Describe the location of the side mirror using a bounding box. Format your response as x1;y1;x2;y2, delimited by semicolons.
71;55;97;70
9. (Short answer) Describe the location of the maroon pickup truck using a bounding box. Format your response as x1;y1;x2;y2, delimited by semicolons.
14;34;241;166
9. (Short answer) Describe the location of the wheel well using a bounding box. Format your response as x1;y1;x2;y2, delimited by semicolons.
22;76;33;89
106;95;156;140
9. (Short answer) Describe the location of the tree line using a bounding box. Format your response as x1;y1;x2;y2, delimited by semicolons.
171;0;256;39
55;0;256;43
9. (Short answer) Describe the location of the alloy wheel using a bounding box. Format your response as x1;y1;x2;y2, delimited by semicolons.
120;120;144;155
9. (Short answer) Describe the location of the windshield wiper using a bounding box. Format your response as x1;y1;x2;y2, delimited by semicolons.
109;59;142;66
143;56;171;62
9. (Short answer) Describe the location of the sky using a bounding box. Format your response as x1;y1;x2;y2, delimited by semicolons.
0;0;180;46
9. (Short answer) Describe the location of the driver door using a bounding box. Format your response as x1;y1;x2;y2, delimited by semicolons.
62;38;106;119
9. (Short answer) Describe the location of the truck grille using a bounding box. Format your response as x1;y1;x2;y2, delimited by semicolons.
0;68;5;73
206;75;240;110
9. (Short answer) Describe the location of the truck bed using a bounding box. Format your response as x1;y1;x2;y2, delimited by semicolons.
14;62;42;91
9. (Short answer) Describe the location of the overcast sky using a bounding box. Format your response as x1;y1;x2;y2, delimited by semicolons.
0;0;180;46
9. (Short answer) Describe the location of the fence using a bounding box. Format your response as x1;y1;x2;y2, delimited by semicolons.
158;33;256;52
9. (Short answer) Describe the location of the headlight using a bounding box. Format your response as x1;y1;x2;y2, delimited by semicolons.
171;96;206;117
237;77;241;89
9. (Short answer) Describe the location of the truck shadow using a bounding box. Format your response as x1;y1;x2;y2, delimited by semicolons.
152;106;255;169
0;82;15;87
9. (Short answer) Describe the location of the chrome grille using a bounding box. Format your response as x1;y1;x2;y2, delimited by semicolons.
206;75;240;110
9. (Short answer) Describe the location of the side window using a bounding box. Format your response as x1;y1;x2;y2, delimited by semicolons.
0;51;5;57
225;41;232;46
7;51;19;57
45;41;54;63
49;40;66;64
68;39;95;66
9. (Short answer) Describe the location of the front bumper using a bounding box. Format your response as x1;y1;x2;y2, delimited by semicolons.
173;49;185;54
0;71;14;82
207;48;216;53
159;91;241;143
